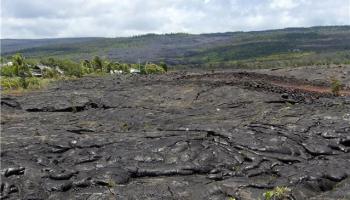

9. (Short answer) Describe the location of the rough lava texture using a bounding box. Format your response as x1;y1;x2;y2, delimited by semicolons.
1;68;350;200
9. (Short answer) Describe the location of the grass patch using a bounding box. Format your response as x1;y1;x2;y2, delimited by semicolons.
1;77;52;93
263;186;291;200
0;65;17;77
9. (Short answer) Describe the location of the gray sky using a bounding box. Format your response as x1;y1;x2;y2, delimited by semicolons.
1;0;349;39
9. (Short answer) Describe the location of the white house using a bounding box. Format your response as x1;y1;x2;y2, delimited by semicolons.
0;62;13;67
110;70;123;74
130;68;140;74
31;65;64;77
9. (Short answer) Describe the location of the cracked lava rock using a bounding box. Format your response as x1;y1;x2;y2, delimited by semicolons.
1;68;350;200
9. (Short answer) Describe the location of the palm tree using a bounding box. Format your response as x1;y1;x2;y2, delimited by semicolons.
12;54;30;77
12;54;24;76
12;54;31;88
82;59;91;68
92;56;103;71
104;61;114;73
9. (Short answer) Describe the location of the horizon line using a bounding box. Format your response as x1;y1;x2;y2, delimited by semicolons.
1;25;349;40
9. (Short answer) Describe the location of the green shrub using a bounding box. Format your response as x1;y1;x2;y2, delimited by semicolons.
42;68;60;78
67;65;84;77
331;78;342;96
103;61;131;73
82;60;92;69
26;77;41;86
104;62;113;73
263;186;291;200
145;63;165;74
139;65;146;74
114;63;131;73
1;77;22;89
40;57;61;67
159;62;168;72
13;54;29;76
2;54;169;92
40;58;83;77
61;62;83;77
10;54;32;77
82;66;94;74
19;77;29;89
0;65;17;77
92;56;103;71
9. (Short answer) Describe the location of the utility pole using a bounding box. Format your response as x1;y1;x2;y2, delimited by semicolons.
138;58;140;71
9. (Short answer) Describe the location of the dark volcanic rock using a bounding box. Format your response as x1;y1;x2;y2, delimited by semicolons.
4;167;25;177
1;71;350;200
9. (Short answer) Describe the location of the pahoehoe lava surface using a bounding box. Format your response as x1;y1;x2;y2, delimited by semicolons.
1;69;350;200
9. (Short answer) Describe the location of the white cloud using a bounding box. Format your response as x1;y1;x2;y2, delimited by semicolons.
1;0;349;38
270;0;298;9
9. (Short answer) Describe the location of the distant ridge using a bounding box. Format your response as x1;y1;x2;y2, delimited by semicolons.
1;26;350;68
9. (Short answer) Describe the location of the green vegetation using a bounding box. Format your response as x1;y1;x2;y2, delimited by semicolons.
1;77;51;90
331;78;342;96
144;63;166;74
107;179;116;188
2;26;349;69
0;54;33;89
42;67;60;78
178;50;350;70
159;62;168;72
121;122;130;131
1;54;167;91
263;186;291;200
92;56;103;71
0;65;17;77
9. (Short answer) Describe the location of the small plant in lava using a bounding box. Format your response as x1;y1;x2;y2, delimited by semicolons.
330;77;342;96
263;186;291;200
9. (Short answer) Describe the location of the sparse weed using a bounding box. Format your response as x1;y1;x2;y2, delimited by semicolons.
232;164;240;172
121;122;130;131
263;186;291;200
330;77;342;96
107;179;116;188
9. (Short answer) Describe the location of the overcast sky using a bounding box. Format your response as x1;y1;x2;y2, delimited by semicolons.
1;0;349;39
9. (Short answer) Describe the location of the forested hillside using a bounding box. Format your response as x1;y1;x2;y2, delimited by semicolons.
2;26;350;68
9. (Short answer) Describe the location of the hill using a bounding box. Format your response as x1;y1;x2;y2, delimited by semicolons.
2;26;350;68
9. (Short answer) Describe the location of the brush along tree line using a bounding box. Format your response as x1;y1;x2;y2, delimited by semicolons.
0;54;168;90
